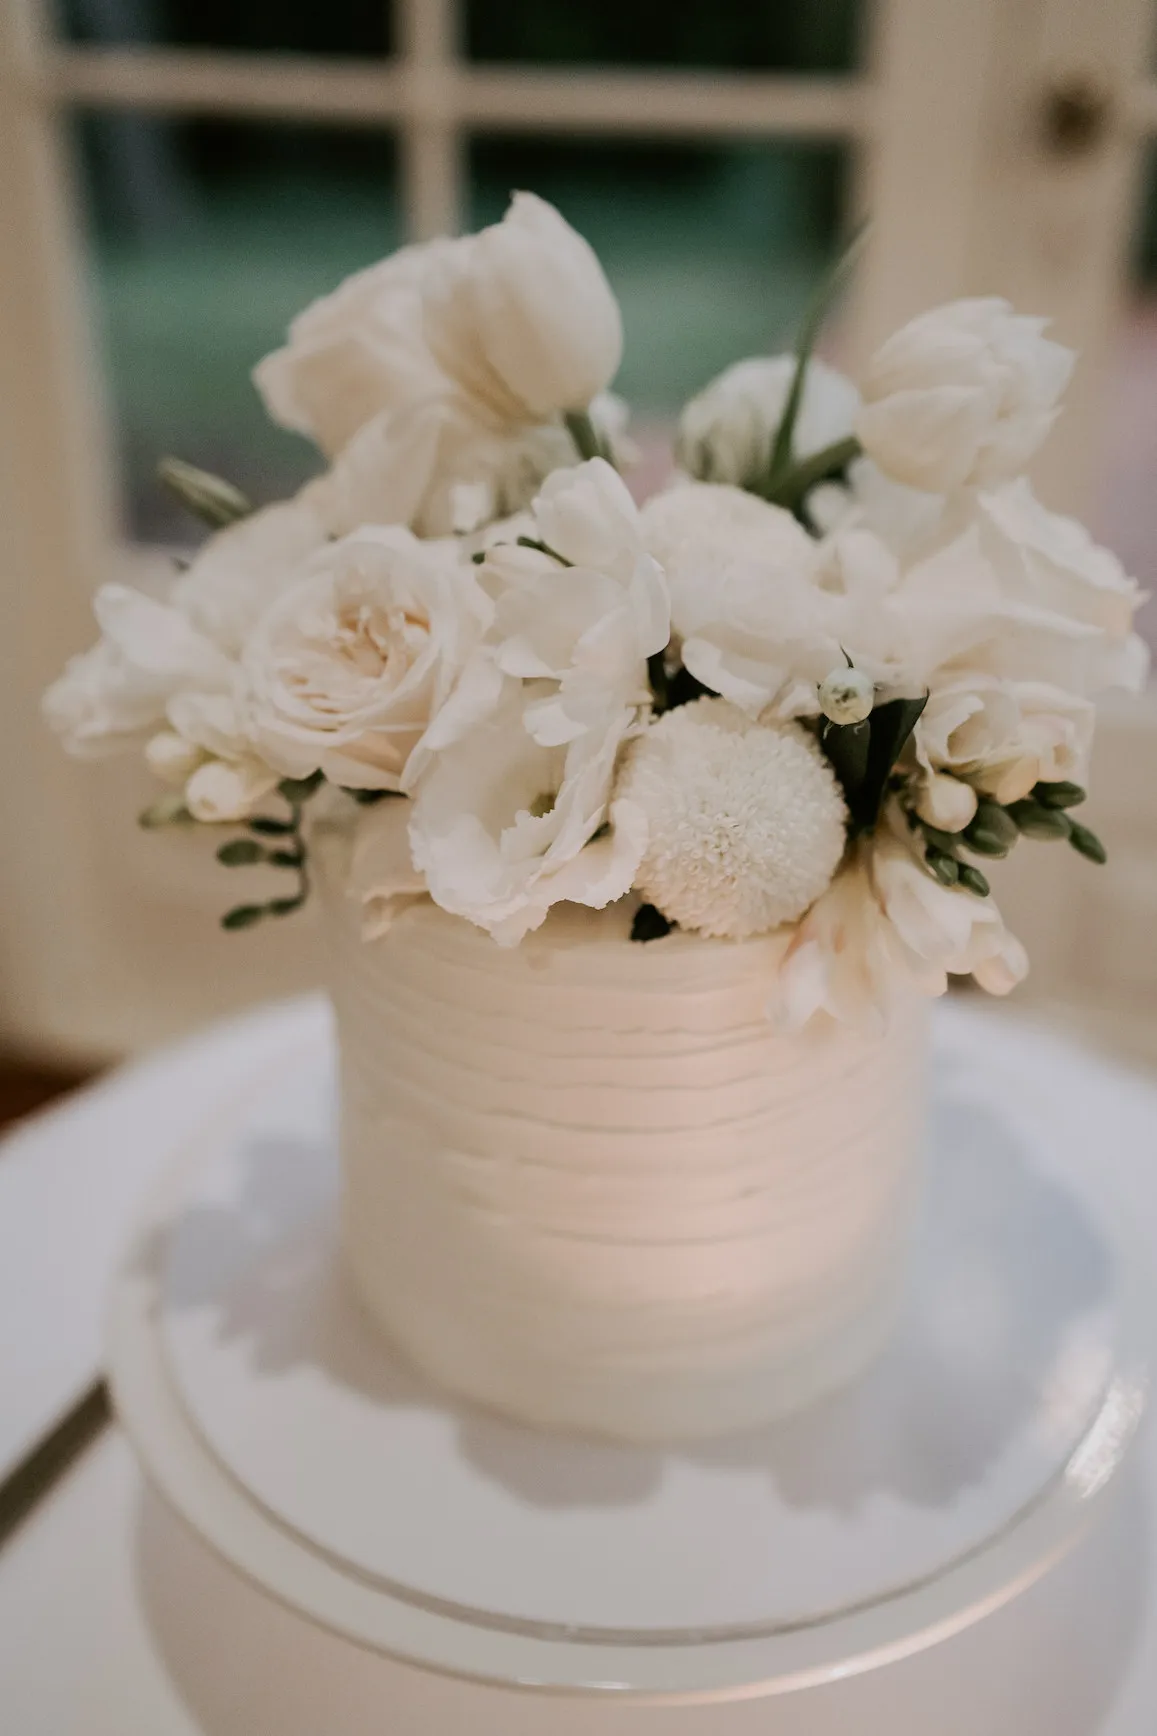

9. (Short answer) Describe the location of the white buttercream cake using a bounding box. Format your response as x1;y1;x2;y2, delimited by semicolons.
324;876;927;1443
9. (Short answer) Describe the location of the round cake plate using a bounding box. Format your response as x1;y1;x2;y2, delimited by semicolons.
106;1014;1151;1704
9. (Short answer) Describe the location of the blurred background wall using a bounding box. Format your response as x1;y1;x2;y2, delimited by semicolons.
2;0;1156;1068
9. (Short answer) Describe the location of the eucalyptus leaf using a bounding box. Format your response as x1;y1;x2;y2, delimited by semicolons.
216;838;266;867
221;904;266;931
278;772;324;805
248;816;295;836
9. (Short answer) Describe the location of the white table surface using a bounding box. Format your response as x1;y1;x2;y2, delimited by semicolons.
2;995;1157;1733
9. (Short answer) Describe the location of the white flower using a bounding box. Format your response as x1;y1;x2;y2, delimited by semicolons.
774;822;1027;1031
857;298;1074;493
346;796;428;939
915;773;978;833
43;584;231;758
423;192;623;424
818;665;874;726
916;673;1020;775
144;730;206;785
172;499;328;656
476;459;669;746
243;527;488;792
615;698;847;939
676;355;859;488
185;756;280;823
409;682;645;945
641;483;836;715
973;479;1148;695
253;240;456;458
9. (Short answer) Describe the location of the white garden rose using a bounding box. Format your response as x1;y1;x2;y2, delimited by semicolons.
857;298;1073;493
172;499;328;656
423;192;623;424
43;584;231;758
243;527;488;792
409;682;646;946
677;355;859;488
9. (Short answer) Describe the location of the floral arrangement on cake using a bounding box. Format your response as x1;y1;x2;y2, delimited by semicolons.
46;193;1147;1027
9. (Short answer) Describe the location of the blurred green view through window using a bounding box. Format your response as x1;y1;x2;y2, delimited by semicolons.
63;0;857;540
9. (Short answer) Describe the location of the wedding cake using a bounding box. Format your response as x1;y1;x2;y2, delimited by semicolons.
46;192;1146;1444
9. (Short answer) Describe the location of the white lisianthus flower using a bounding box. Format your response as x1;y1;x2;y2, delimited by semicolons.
144;730;206;785
476;459;669;747
676;355;859;488
615;698;847;939
408;683;645;946
916;673;1020;777
243;527;488;792
423;192;623;424
43;584;232;759
857;298;1074;493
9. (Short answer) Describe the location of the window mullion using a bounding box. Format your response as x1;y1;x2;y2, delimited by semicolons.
397;0;463;240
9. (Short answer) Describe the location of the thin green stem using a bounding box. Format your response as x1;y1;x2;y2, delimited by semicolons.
564;408;610;465
767;434;861;514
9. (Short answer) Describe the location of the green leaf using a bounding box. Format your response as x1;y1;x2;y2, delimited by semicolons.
1033;780;1086;810
268;848;305;870
248;816;295;836
957;862;991;898
277;772;324;804
821;716;871;811
516;535;573;566
1068;820;1107;864
157;456;251;529
848;694;928;832
221;904;266;931
1006;800;1072;841
216;838;266;867
768;434;862;516
763;224;867;494
631;903;673;942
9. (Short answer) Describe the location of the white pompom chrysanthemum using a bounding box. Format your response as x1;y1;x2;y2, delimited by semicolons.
616;697;848;939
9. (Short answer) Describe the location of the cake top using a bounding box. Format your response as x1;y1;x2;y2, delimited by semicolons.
45;195;1147;1030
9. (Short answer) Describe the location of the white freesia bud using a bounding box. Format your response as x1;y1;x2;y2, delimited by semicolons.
145;730;206;786
818;666;874;726
185;757;279;824
677;355;859;487
424;192;623;423
857;298;1073;493
915;772;978;833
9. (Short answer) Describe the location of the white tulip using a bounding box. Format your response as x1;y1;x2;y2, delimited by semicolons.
915;772;978;833
857;298;1073;493
676;355;859;488
423;192;623;424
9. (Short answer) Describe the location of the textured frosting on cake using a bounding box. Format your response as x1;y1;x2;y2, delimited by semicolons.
325;885;927;1442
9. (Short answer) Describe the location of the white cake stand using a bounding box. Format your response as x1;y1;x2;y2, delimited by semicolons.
106;1011;1150;1709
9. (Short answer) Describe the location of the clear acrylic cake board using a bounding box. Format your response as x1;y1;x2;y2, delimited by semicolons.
106;1019;1150;1703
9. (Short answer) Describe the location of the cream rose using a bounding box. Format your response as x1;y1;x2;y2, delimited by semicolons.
243;528;488;792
